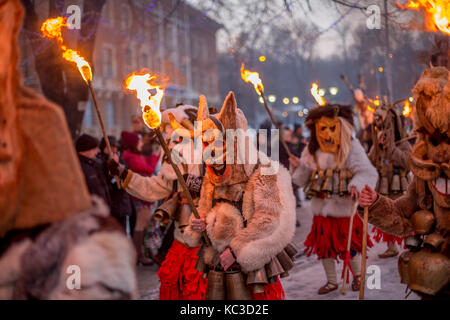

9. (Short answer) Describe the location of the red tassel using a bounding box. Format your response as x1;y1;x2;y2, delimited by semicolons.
371;227;404;247
158;240;207;300
252;278;285;300
304;215;373;261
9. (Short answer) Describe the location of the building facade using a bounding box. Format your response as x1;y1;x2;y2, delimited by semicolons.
20;0;221;138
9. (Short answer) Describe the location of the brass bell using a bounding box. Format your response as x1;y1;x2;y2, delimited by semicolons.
379;176;389;196
411;210;435;235
194;253;207;275
276;250;294;272
424;233;445;250
177;203;192;232
247;268;268;294
338;170;349;196
154;195;179;224
205;270;226;300
284;244;298;260
322;169;333;198
312;170;325;194
332;171;340;195
405;235;422;249
391;173;401;194
304;171;316;199
265;257;284;279
400;170;409;193
225;271;252;300
280;271;289;278
408;250;450;296
398;251;413;284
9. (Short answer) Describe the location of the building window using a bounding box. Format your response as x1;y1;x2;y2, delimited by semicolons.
107;100;115;127
103;47;114;77
83;100;94;127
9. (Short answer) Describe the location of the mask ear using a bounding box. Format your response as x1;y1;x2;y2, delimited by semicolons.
218;91;237;130
197;95;209;121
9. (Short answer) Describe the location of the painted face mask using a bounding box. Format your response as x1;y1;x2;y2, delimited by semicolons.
315;116;341;154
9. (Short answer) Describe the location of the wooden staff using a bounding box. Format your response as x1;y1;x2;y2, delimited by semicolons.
87;80;120;188
154;128;211;246
340;211;356;295
258;88;294;158
359;206;369;300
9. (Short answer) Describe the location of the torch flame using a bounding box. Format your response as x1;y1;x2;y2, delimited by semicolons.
311;83;326;106
403;100;412;117
241;63;264;94
41;17;92;82
397;0;450;35
124;71;165;129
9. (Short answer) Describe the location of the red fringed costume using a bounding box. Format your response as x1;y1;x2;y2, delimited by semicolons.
252;279;285;300
371;227;404;247
305;215;373;260
158;240;208;300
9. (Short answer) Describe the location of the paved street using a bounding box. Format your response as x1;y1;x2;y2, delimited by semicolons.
138;198;419;300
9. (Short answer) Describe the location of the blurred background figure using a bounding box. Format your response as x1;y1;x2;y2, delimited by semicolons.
76;134;111;207
98;136;136;235
121;131;161;265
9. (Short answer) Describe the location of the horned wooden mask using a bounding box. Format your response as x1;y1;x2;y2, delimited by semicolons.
315;116;341;154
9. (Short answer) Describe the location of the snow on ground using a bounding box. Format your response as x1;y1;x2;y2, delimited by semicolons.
138;198;419;300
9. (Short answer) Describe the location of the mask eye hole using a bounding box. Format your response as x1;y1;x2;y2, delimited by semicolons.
429;136;440;146
330;126;336;132
321;126;326;131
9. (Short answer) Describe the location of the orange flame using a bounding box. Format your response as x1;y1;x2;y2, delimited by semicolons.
397;0;450;35
403;100;412;117
124;71;165;129
310;83;326;106
41;17;92;82
241;63;264;94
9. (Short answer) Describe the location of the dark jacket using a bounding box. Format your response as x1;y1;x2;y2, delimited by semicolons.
78;154;111;207
98;153;135;219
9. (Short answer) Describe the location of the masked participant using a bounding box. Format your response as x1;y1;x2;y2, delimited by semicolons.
290;104;378;294
368;103;412;258
109;105;208;300
359;67;450;299
182;92;297;300
0;0;137;299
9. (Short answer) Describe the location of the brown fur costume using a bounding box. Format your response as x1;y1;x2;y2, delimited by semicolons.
359;67;450;298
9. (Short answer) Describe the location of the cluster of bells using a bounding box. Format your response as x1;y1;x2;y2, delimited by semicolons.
304;169;353;199
195;244;298;300
398;210;450;296
378;169;410;196
153;194;191;231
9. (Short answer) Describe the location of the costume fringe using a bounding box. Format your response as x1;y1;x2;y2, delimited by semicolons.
371;227;404;246
252;278;285;300
304;215;373;261
158;240;207;300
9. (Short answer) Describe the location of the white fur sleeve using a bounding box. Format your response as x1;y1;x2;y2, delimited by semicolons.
347;139;378;192
124;171;173;202
291;164;312;188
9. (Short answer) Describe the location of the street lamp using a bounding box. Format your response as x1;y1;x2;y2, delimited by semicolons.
318;88;325;97
283;97;290;105
329;87;338;96
292;97;299;104
268;95;276;103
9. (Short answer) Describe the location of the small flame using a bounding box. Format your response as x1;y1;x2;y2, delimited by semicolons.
397;0;450;35
41;17;92;82
241;63;264;94
367;105;375;112
403;100;412;117
124;71;165;129
311;83;326;106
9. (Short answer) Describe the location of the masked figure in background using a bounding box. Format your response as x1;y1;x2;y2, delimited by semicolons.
109;105;207;300
182;92;297;300
368;103;412;258
0;0;137;299
359;67;450;299
290;104;378;295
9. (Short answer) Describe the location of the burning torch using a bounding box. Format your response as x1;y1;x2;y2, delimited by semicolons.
240;63;294;158
124;71;211;246
41;17;118;183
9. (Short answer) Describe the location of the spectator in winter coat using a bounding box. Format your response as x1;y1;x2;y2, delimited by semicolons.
98;136;136;234
120;131;160;265
76;134;111;207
